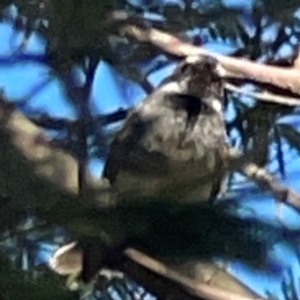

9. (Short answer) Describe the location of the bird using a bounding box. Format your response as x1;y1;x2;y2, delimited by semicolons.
103;55;228;203
49;56;234;291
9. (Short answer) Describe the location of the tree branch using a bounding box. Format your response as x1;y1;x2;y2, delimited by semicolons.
225;83;300;106
120;24;300;97
124;248;263;300
49;242;262;300
225;147;300;210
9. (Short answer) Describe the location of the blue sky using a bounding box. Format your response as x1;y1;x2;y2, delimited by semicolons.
1;6;300;299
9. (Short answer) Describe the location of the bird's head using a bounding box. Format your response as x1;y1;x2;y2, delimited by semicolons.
168;55;225;114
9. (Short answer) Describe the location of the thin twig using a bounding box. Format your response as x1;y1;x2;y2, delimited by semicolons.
225;147;300;210
225;83;300;106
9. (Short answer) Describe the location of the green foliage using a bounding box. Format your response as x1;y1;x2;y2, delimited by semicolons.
47;1;116;60
0;252;76;300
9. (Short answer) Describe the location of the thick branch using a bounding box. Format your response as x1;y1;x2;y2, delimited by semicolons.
125;249;262;300
0;95;78;194
120;25;300;97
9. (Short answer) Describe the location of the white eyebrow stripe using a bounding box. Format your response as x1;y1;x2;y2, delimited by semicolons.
185;55;202;64
159;82;182;93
